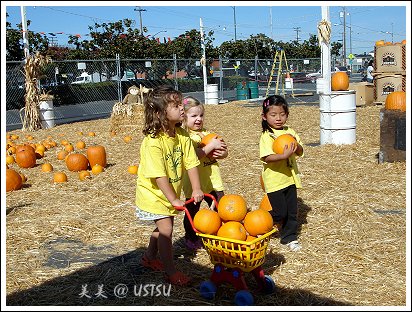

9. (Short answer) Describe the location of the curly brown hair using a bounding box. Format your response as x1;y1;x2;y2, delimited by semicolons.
142;85;183;137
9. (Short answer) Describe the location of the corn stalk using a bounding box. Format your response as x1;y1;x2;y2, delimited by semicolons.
21;52;52;131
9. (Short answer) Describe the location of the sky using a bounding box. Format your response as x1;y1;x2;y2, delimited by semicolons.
3;1;410;56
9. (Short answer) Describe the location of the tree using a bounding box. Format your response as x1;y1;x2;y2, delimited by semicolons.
6;13;49;61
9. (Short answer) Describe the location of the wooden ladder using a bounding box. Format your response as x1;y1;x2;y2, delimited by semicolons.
265;49;294;98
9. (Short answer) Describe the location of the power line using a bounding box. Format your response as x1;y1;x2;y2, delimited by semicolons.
293;27;301;42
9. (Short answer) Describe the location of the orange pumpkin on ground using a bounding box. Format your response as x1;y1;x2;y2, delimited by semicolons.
79;170;91;181
272;134;297;155
66;153;89;172
385;91;406;112
87;145;107;168
41;163;53;172
91;164;104;175
53;172;67;183
193;208;222;235
57;150;69;160
217;221;247;241
15;147;37;168
6;168;23;192
331;72;349;91
218;194;248;222
244;209;274;236
259;194;272;211
127;165;139;174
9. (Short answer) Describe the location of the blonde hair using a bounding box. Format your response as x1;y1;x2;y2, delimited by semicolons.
182;96;204;130
143;85;183;137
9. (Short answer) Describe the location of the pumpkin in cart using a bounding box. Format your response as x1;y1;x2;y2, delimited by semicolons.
243;209;274;236
193;208;222;235
272;134;297;155
218;194;247;222
331;72;349;91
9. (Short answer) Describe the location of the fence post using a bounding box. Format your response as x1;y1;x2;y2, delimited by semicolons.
254;55;258;81
173;54;178;90
116;54;122;102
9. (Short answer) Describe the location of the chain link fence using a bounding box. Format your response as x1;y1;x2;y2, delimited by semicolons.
6;56;321;111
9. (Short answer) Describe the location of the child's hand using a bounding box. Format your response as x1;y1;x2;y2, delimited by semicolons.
208;136;226;150
282;141;297;159
171;198;185;208
191;189;204;204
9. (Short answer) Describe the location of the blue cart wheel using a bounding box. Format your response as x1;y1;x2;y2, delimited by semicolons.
234;290;254;306
263;275;276;294
199;280;217;300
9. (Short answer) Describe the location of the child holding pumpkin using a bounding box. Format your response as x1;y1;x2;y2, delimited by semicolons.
259;95;304;252
135;86;204;286
181;96;228;250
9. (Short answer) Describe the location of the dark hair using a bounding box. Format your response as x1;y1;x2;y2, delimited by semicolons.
143;85;183;137
261;95;289;133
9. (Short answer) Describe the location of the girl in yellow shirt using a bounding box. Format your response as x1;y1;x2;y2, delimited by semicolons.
259;95;304;252
182;96;228;250
135;86;203;286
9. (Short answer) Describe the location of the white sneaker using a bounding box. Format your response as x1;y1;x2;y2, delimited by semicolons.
286;240;301;252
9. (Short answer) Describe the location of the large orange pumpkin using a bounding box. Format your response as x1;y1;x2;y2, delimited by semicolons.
331;72;349;91
193;208;222;235
15;147;37;168
259;194;272;211
218;194;248;222
87;145;107;168
272;134;297;155
217;221;247;241
243;209;274;236
66;153;89;171
385;91;406;112
6;168;23;192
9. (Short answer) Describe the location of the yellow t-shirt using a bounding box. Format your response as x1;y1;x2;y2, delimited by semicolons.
259;126;303;193
136;127;200;216
182;129;224;197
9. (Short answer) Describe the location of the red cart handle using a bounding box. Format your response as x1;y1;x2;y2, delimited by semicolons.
174;193;218;233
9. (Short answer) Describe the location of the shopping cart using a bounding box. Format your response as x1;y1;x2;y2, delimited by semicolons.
175;194;277;305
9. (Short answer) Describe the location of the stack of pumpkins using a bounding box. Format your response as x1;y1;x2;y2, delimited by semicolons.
193;194;274;247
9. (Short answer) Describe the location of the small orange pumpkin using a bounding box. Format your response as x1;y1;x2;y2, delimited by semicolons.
91;164;104;175
87;145;107;168
385;91;406;112
6;168;23;192
127;165;139;174
243;209;274;236
218;194;248;222
194;208;222;235
375;40;385;46
57;150;69;160
331;72;349;91
217;221;247;241
272;134;297;155
41;163;53;172
53;172;67;183
66;153;89;172
200;133;222;147
259;194;272;211
79;170;91;181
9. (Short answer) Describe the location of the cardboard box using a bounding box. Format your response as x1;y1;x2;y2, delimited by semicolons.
374;44;406;73
348;82;374;106
373;73;406;103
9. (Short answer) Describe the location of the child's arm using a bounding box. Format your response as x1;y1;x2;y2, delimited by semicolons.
186;166;204;203
263;141;297;163
155;176;185;208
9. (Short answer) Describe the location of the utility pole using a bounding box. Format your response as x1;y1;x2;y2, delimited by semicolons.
232;6;237;42
134;6;146;36
20;6;30;59
341;7;347;66
200;18;207;102
270;7;273;40
293;27;301;42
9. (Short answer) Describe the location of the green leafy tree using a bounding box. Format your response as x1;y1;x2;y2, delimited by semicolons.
6;13;49;61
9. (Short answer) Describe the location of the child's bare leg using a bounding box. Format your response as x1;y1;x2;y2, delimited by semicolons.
155;216;176;276
144;227;159;259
